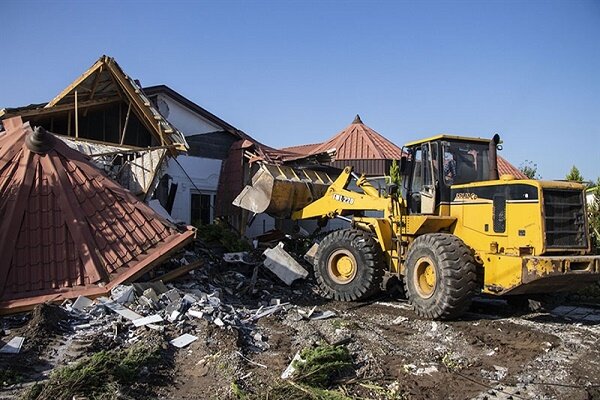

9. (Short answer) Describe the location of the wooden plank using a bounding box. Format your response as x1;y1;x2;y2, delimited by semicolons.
3;97;120;119
88;65;103;101
120;102;132;145
150;260;203;283
74;90;79;138
45;58;105;108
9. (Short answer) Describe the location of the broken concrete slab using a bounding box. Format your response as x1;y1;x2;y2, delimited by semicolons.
187;309;204;319
170;333;198;348
98;297;143;321
163;289;182;303
0;336;24;354
223;252;249;264
142;288;160;303
304;243;319;265
132;281;169;296
262;242;308;285
72;296;94;311
182;294;199;304
111;285;135;304
132;314;164;327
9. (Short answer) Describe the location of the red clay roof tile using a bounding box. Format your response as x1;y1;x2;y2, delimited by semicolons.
285;115;404;160
0;117;195;313
498;156;528;179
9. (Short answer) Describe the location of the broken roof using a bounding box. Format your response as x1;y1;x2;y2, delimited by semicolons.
1;55;188;152
0;117;195;313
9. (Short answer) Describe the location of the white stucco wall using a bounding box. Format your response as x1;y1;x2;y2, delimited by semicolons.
155;93;225;224
245;214;277;238
157;94;222;135
166;156;221;224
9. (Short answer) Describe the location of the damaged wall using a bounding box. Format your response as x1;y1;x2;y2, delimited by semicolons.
145;88;240;225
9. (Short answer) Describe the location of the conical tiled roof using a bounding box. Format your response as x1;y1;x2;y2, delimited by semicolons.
498;156;528;179
310;115;403;160
0;117;195;313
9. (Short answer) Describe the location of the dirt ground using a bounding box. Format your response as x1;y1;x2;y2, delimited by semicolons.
3;263;600;400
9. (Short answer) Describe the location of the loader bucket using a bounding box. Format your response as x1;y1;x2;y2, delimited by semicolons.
233;164;334;218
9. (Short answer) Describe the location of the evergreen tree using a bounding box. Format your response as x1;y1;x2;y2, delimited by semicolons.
388;159;402;187
589;178;600;253
566;165;584;183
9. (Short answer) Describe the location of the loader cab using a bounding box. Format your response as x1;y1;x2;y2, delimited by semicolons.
403;135;497;215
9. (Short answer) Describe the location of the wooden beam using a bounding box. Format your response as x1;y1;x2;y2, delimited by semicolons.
74;90;79;138
120;102;132;145
3;97;120;119
45;58;105;108
88;65;103;101
150;260;203;283
89;144;176;158
104;61;170;148
84;66;104;117
67;110;71;136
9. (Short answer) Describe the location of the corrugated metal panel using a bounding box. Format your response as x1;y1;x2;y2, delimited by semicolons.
0;117;195;313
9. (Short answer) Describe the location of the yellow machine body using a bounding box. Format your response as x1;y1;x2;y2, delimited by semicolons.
234;134;600;314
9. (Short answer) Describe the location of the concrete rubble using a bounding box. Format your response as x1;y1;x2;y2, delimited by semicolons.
0;336;24;354
31;238;326;363
262;242;309;285
2;232;600;400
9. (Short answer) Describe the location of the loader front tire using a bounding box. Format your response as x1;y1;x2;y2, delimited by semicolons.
315;229;384;301
404;233;478;320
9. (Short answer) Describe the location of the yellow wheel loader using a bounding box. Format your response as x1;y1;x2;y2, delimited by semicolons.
234;134;600;319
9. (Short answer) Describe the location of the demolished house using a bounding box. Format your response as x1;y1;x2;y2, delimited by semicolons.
0;56;188;202
0;117;195;313
0;55;327;229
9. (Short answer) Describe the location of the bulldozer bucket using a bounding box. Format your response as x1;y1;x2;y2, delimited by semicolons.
233;164;334;218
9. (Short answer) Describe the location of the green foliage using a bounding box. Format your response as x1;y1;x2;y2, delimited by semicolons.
0;368;21;386
566;165;584;183
21;341;162;400
293;344;353;388
267;382;353;400
231;345;354;400
195;221;251;252
519;160;540;179
589;179;600;253
388;159;402;187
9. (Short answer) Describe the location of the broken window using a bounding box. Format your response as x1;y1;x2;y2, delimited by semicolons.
191;192;213;225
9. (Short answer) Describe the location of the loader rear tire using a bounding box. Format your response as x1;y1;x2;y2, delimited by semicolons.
404;233;478;320
315;229;384;301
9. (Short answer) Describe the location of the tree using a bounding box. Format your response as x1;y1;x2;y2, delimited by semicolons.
566;165;584;183
589;178;600;253
519;160;540;179
388;159;402;187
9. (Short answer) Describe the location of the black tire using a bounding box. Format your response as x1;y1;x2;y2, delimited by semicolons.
314;229;385;301
404;233;478;320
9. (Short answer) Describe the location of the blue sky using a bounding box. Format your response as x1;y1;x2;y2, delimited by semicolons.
2;0;599;180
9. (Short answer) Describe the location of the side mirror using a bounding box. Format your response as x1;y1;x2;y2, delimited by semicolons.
399;156;408;175
388;184;399;197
